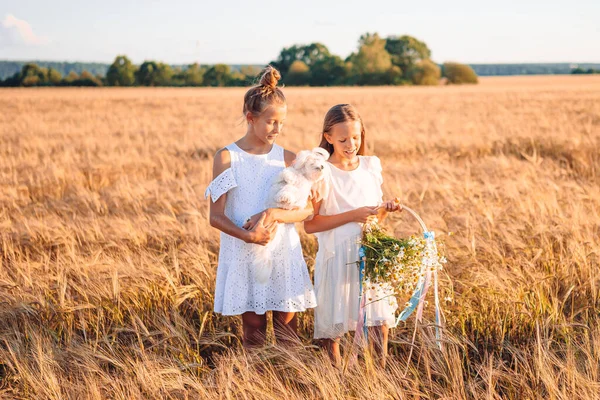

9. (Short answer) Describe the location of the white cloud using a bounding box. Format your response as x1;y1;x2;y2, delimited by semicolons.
1;14;49;46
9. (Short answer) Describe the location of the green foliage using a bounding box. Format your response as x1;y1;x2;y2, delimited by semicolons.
571;67;599;74
106;56;136;86
271;43;331;75
349;33;392;75
347;33;394;85
63;71;79;84
203;64;232;87
409;60;441;86
385;35;431;78
171;63;207;86
309;55;348;86
135;61;173;86
0;32;489;87
68;70;103;86
384;65;405;85
48;68;62;85
362;222;430;296
19;63;47;86
0;61;108;81
284;60;311;86
442;62;479;84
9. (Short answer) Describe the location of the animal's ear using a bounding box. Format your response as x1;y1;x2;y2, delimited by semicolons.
312;147;330;160
292;150;310;169
311;172;330;202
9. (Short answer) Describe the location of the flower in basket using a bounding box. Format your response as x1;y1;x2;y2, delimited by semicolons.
360;218;446;302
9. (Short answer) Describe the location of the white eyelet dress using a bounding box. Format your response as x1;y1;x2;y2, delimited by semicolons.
205;142;317;316
313;156;398;339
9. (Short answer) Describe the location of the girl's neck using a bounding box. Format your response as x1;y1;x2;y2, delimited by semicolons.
236;131;273;155
328;153;360;171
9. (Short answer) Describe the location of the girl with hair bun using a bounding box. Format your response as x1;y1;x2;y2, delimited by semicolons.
205;66;317;348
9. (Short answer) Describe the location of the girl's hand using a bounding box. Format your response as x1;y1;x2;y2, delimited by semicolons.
245;213;277;246
351;206;379;223
380;197;403;213
243;209;275;230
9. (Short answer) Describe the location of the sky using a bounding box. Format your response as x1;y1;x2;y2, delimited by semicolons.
1;0;599;65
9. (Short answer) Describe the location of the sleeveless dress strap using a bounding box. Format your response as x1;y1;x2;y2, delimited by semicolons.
275;144;285;162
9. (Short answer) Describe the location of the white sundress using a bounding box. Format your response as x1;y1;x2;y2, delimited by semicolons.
313;155;398;339
205;142;317;316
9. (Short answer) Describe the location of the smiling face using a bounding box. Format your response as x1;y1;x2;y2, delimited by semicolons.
248;104;287;145
324;120;362;161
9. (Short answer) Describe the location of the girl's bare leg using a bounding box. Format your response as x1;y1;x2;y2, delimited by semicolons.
322;338;342;366
368;325;389;367
242;312;267;348
273;311;299;347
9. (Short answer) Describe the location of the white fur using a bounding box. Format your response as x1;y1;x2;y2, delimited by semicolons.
254;147;330;283
267;147;330;209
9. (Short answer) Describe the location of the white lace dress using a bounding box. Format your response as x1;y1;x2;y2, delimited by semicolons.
313;156;398;339
205;142;317;316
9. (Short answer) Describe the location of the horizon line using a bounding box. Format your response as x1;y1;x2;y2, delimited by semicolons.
1;58;600;66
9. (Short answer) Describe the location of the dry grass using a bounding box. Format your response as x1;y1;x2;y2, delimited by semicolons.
0;75;599;399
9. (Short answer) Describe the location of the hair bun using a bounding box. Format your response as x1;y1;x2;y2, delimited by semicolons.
259;65;281;89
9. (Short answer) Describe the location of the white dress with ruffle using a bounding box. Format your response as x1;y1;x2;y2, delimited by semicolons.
313;156;398;339
205;142;317;316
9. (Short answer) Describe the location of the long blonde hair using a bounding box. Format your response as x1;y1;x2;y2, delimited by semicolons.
319;104;366;155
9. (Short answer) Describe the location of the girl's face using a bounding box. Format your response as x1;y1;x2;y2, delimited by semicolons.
249;104;287;145
324;120;362;160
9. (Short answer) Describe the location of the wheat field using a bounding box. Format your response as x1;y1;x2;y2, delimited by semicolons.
0;75;599;399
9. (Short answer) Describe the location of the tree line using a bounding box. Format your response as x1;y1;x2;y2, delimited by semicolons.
0;33;479;87
571;67;599;74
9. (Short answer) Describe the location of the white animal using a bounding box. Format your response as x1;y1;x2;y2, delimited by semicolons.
254;147;330;283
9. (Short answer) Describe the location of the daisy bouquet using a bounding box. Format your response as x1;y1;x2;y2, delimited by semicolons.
357;205;447;348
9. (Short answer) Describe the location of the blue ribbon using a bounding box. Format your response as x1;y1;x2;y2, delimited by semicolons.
358;246;368;341
394;230;443;349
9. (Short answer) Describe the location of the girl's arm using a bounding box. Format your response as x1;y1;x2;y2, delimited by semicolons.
209;148;276;245
265;203;314;224
243;149;314;229
304;198;378;234
242;202;313;230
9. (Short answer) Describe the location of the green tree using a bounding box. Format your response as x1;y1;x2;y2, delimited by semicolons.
21;75;40;87
48;68;62;85
135;61;173;86
285;60;311;86
63;71;80;84
19;63;49;86
74;70;103;86
383;65;404;85
106;55;136;86
60;71;79;86
347;33;392;85
171;64;206;86
385;35;431;78
310;55;348;86
183;63;205;86
272;43;331;75
571;67;598;74
442;62;478;84
203;64;232;87
228;71;248;86
409;60;441;85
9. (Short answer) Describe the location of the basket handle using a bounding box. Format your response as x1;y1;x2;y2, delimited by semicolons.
375;201;428;233
400;204;428;233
